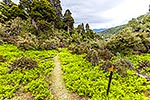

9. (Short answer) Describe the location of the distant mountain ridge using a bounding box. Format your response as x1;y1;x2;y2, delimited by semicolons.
93;28;107;33
98;25;126;39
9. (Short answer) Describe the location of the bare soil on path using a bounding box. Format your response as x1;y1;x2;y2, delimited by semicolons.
50;54;88;100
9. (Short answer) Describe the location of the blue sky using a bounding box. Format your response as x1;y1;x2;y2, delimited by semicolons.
4;0;150;29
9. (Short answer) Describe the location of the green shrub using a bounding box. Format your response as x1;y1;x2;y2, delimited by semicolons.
138;60;150;69
106;28;149;55
85;49;100;65
39;39;58;50
0;55;6;62
98;49;114;60
9;57;38;72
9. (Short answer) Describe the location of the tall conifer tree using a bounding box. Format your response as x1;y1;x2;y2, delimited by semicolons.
63;9;74;34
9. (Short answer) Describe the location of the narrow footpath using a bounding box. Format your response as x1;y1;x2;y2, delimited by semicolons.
50;55;73;100
50;54;87;100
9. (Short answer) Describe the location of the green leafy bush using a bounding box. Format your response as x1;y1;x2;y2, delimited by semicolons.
0;55;6;62
106;28;149;55
39;39;58;50
128;14;150;32
9;57;38;71
138;60;150;70
85;49;100;65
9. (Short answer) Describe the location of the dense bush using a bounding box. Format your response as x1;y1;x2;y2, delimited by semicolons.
100;61;113;72
67;40;113;65
18;42;36;50
97;49;114;60
85;49;100;65
0;40;3;45
135;33;150;53
9;57;38;71
114;59;133;76
138;60;150;69
69;42;90;54
106;28;149;55
128;14;150;32
0;55;6;62
39;39;58;50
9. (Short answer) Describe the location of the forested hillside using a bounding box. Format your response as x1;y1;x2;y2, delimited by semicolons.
106;14;150;55
0;0;150;100
98;25;126;39
0;0;99;51
99;13;150;39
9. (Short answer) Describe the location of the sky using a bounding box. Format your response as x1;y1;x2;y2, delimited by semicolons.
61;0;150;29
5;0;150;29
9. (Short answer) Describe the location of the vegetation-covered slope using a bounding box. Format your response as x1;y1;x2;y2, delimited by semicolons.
99;25;126;39
128;14;150;33
0;0;150;99
59;49;150;100
105;14;150;55
0;44;57;99
0;44;150;99
106;28;150;54
99;14;150;39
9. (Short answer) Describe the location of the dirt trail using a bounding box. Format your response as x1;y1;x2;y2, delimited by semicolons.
50;55;73;100
50;54;87;100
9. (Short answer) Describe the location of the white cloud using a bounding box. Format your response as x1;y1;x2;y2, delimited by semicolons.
61;0;122;28
102;0;150;26
61;0;150;29
0;0;19;3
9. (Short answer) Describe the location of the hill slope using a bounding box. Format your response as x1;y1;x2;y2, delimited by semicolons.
98;25;126;39
98;13;150;39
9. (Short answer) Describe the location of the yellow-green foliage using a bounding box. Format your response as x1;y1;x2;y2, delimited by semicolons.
127;54;150;75
0;44;57;99
59;49;150;100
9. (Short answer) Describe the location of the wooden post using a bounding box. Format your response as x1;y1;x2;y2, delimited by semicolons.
107;65;114;95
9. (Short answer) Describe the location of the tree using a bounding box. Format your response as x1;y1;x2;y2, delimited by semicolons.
10;4;27;19
19;0;31;13
76;24;82;34
85;23;92;37
63;9;74;34
76;23;85;35
50;0;62;18
0;2;10;21
3;0;11;5
85;23;97;39
19;0;57;32
46;0;64;29
85;23;90;32
19;0;57;22
30;0;56;22
0;1;27;21
81;23;85;34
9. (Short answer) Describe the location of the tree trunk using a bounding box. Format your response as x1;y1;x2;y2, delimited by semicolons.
31;19;38;30
67;25;70;34
16;18;22;34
